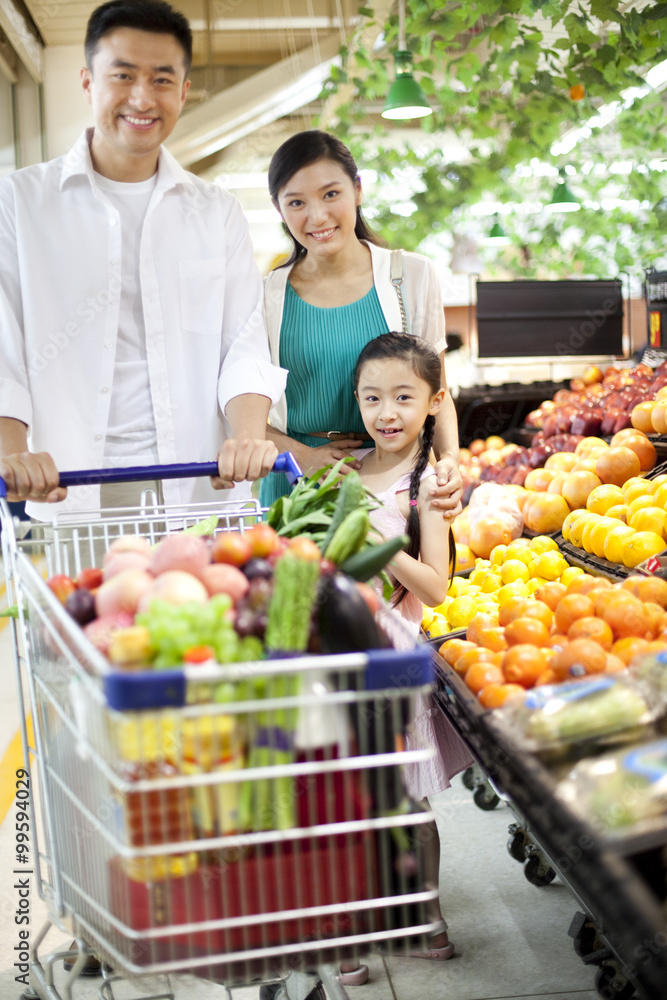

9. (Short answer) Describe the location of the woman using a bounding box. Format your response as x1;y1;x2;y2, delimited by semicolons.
259;130;462;513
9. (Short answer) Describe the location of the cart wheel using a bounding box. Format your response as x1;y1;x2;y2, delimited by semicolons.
462;766;476;791
572;920;604;961
594;963;636;1000
473;783;500;811
523;852;556;887
507;824;527;863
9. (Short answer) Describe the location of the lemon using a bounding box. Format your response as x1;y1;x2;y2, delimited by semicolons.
653;483;667;510
589;516;619;559
529;534;559;554
569;512;596;548
580;516;600;554
626;495;655;522
447;577;470;598
622;477;654;503
629;507;667;538
505;542;533;566
489;544;508;566
533;550;568;580
480;571;502;594
603;523;636;563
469;562;492;586
496;580;530;605
432;596;453;616
475;599;500;616
422;608;437;629
606;504;627;522
426;614;451;638
447;595;479;629
500;559;530;584
622;531;667;569
560;566;584;586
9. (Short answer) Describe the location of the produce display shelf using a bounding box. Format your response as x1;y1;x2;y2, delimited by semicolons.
646;436;667;460
553;532;634;581
431;651;667;1000
647;457;667;479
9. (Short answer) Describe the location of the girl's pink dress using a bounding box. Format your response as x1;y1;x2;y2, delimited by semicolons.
368;463;473;800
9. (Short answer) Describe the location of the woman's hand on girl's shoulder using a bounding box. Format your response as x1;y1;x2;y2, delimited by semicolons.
429;456;463;517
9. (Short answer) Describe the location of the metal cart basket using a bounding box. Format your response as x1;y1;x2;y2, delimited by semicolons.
1;460;441;1000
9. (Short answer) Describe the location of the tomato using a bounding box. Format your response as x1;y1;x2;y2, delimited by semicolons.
355;581;380;616
183;645;216;664
211;532;253;567
76;567;104;591
47;574;77;604
246;523;282;558
286;536;322;562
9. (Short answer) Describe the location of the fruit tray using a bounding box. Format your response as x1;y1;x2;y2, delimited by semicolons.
553;532;633;581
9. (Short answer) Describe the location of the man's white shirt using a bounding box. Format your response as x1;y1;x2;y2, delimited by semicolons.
0;129;287;519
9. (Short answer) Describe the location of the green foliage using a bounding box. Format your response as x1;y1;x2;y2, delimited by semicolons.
319;0;667;278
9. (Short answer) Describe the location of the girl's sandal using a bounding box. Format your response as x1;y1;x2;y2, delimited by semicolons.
408;921;455;961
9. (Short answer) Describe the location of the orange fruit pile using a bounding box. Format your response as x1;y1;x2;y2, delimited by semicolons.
438;573;667;708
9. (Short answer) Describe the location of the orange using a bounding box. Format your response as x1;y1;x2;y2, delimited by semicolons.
504;617;550;647
625;495;656;522
590;517;620;559
622;531;667;568
575;436;608;455
604;523;636;563
631;401;657;433
586;484;624;515
535;667;559;686
621;575;667;608
652;483;667;510
567;616;614;651
602;592;647;639
565;575;611;596
611;636;652;665
534;581;567;611
568;512;596;548
498;595;531;627
562;471;603;511
501;644;547;689
605;653;627;673
628;507;667;537
467;612;501;646
464;662;505;694
605;505;627;522
580;516;600;554
551;638;607;680
478;682;526;710
469;518;513;559
643;601;667;639
477;625;509;653
438;638;476;666
618;432;657;473
545;452;578;473
555;593;595;633
455;543;476;572
454;646;501;677
591;586;622;617
524;468;557;492
523;493;570;534
622;477;655;503
517;599;554;631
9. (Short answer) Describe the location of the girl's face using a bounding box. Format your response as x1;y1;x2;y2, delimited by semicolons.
356;357;444;456
275;158;362;258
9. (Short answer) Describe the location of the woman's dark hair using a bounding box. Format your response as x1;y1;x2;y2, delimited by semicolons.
85;0;193;74
354;332;455;605
268;130;385;267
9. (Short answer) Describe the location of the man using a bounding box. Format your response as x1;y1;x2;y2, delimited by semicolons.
0;0;286;517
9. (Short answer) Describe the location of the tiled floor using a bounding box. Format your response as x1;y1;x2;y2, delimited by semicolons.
0;558;597;1000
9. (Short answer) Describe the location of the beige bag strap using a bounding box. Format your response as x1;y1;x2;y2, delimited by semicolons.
390;249;408;335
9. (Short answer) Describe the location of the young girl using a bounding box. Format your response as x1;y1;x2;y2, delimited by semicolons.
352;331;473;964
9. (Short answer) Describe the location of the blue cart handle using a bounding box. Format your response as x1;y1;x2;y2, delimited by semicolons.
0;451;303;497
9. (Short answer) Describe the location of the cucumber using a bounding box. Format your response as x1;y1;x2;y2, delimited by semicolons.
340;534;409;582
319;470;365;553
324;508;369;564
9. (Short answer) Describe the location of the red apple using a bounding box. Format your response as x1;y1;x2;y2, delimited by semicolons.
47;574;76;604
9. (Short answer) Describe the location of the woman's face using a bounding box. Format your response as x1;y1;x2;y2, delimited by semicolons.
275;158;362;258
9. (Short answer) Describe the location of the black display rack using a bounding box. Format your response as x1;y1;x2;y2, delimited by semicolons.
432;651;667;1000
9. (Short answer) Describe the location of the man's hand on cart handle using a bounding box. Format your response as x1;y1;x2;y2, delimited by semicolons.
211;438;280;490
0;451;67;503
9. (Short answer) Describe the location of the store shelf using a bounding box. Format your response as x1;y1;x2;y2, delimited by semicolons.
552;532;634;581
432;652;667;1000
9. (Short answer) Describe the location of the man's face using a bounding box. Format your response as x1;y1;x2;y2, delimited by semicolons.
81;27;190;179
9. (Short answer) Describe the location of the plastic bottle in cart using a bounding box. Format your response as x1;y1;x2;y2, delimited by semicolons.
112;711;197;881
181;713;245;838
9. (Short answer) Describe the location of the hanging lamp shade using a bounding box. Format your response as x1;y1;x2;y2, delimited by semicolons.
546;168;580;212
485;213;511;245
382;50;432;120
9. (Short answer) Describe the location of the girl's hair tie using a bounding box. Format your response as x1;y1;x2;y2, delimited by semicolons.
409;498;418;507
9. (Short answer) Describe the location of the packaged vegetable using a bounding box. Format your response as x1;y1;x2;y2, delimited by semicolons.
495;674;659;754
557;738;667;835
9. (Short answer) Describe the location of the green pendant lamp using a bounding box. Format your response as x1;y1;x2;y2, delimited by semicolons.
485;213;511;246
546;168;580;212
381;0;432;120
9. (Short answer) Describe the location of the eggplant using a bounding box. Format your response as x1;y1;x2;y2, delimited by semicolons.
315;572;385;653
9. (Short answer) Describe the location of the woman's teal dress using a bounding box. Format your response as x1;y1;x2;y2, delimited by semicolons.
259;282;389;507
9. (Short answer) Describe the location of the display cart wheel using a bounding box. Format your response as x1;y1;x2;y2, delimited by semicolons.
572;919;607;964
523;851;556;887
473;783;500;811
594;962;636;1000
507;823;528;863
462;766;476;791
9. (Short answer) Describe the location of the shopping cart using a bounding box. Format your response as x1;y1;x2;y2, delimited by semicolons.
1;458;441;1000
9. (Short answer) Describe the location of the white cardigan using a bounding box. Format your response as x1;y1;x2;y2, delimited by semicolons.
263;242;446;434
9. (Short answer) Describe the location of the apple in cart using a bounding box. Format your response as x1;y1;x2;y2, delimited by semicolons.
103;535;151;561
150;533;210;578
200;563;249;604
137;570;208;612
75;567;103;591
96;569;154;617
84;611;134;654
47;574;77;604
